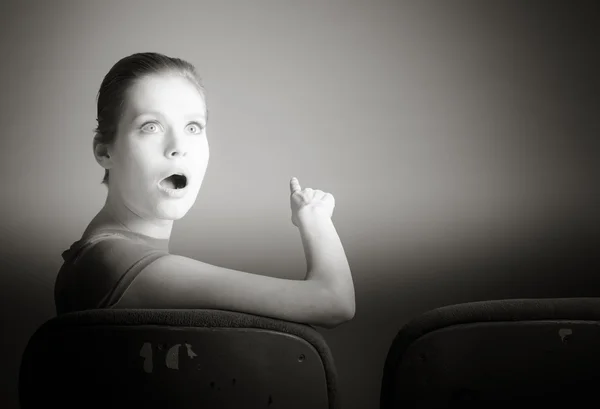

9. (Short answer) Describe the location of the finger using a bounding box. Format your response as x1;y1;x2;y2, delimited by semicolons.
323;192;335;206
313;190;326;200
290;177;301;194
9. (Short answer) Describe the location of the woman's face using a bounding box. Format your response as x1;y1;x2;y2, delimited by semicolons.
106;73;209;222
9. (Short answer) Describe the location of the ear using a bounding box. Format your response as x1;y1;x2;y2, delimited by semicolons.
93;136;114;170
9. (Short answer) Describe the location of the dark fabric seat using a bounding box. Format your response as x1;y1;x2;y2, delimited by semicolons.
380;298;600;407
19;308;340;409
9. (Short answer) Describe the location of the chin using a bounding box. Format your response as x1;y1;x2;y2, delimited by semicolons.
153;200;193;220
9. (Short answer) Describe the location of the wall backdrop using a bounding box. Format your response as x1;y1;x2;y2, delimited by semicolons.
1;1;598;408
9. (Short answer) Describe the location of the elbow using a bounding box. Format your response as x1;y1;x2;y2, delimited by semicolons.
304;281;355;329
340;297;356;322
321;311;354;329
321;295;355;329
336;287;356;323
338;301;356;325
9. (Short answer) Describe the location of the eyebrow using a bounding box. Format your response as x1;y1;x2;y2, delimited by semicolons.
131;111;206;123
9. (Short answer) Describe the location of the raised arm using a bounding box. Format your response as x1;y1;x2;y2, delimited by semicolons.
112;178;355;329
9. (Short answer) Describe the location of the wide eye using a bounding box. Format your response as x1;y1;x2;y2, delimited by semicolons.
141;121;161;133
186;122;205;134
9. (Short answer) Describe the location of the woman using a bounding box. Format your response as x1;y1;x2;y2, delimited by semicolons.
54;52;355;329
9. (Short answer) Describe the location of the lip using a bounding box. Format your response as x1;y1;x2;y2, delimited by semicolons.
157;165;191;198
157;182;189;198
158;166;191;186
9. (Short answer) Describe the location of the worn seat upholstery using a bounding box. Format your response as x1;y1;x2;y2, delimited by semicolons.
19;308;340;409
380;298;600;407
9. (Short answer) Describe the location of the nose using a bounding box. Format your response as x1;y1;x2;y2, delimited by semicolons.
164;134;188;158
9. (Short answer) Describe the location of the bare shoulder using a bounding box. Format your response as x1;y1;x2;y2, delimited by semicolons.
113;254;352;328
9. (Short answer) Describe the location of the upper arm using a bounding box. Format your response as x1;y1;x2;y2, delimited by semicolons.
112;254;351;328
56;236;174;314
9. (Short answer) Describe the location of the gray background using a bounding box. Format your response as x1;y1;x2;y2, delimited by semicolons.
1;1;598;408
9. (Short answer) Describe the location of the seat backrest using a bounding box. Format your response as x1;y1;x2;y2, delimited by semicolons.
19;308;340;409
380;298;600;408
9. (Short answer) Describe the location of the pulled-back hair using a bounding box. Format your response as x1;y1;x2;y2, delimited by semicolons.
93;52;207;185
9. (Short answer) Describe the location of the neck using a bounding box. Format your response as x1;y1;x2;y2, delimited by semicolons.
93;190;174;240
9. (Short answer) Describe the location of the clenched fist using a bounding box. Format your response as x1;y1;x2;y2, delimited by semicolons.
290;177;336;228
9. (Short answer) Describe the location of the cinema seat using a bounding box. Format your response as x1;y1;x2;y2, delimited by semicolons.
19;308;340;409
380;298;600;407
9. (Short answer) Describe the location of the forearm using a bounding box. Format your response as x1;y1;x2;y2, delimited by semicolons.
298;214;355;315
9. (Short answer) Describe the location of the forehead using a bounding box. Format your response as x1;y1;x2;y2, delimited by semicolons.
123;74;206;119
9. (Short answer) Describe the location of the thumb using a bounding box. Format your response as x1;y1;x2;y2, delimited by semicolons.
290;177;301;194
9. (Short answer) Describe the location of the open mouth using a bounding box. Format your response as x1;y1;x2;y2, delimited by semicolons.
159;174;188;190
